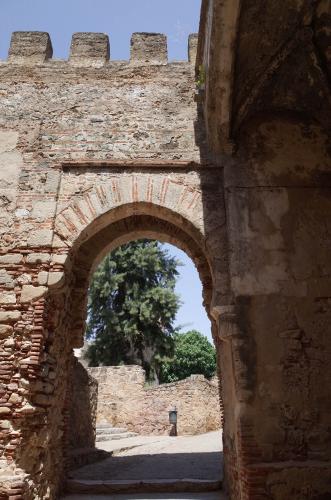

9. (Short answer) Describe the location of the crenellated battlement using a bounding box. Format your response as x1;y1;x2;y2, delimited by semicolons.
3;31;198;67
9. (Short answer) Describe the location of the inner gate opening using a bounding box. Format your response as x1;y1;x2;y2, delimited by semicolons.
35;201;229;498
64;237;224;495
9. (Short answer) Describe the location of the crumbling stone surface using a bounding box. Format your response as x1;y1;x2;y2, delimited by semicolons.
68;358;98;450
198;1;331;499
89;365;221;436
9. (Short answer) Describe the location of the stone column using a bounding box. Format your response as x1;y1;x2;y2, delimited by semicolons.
212;304;255;500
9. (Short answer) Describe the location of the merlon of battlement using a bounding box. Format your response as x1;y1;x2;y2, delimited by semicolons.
5;31;198;67
9;31;53;64
69;33;110;67
188;34;198;64
130;33;167;65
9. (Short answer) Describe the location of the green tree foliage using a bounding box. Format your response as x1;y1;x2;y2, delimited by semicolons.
86;240;181;380
159;330;217;383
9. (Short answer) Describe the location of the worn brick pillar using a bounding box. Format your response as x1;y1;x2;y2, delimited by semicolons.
0;246;72;498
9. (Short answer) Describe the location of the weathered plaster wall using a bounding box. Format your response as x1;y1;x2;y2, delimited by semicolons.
198;1;331;498
223;117;331;499
89;365;221;436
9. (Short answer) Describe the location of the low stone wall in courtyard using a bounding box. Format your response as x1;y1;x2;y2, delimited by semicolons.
88;365;221;436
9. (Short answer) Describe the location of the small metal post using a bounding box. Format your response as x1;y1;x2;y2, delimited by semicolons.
169;406;178;436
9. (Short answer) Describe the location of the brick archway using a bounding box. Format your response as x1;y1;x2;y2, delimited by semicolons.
57;203;225;490
49;165;231;344
63;202;220;349
2;191;229;499
54;202;226;494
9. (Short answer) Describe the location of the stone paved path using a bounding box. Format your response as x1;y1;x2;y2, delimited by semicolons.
62;431;225;499
68;431;223;481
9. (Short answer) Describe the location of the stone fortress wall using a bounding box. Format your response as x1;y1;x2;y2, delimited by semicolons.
0;1;331;497
89;365;221;436
0;30;227;500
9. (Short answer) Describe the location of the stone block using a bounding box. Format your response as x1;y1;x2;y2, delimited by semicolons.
20;285;47;303
0;407;11;415
44;170;61;194
37;271;48;285
188;34;198;64
0;420;12;429
69;33;110;67
0;311;21;323
17;273;32;285
130;33;167;65
8;31;53;64
0;270;15;288
27;230;53;247
47;271;65;288
19;378;30;389
0;131;18;155
0;325;13;338
26;253;50;264
16;402;36;415
31;201;56;219
8;393;22;404
51;254;67;265
51;234;65;249
0;292;16;304
0;254;23;264
0;131;22;193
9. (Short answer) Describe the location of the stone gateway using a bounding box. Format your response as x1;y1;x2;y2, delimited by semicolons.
0;0;331;498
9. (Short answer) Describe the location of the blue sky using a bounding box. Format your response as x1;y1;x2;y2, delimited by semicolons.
0;0;201;61
0;0;211;341
163;244;211;342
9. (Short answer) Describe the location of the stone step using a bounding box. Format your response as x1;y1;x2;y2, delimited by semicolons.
62;491;226;499
96;432;138;442
67;447;109;471
97;423;126;430
96;426;127;435
66;478;223;495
